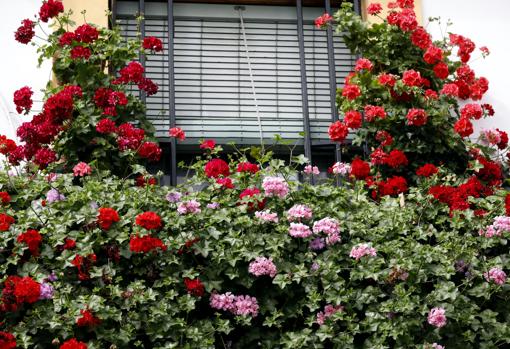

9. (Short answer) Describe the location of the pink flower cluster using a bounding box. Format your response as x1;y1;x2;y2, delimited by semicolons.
286;204;313;221
72;162;92;177
480;216;510;238
288;223;312;238
210;292;259;317
262;176;289;199
177;200;201;215
427;307;447;328
255;210;279;223
303;165;320;175
316;304;344;325
431;344;445;349
248;257;277;278
349;243;377;260
484;267;507;285
480;129;501;145
313;217;341;245
331;162;351;175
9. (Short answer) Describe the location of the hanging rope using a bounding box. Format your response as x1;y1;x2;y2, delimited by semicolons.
236;6;264;151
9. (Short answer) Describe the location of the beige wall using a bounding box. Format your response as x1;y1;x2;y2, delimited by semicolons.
62;0;109;27
361;0;423;25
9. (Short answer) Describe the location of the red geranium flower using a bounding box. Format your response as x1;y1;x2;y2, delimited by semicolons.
364;105;386;122
350;158;370;180
314;13;333;28
136;175;158;187
402;69;422;87
410;26;431;49
239;187;265;211
60;338;88;349
143;36;163;52
375;130;393;147
96;118;117;134
76;309;101;327
423;45;443;65
137;78;159;96
74;24;99;43
13;86;33;115
63;238;76;250
169;127;185;141
204;158;230;178
454;118;473;138
129;235;167;253
433;62;449;79
98;207;120;230
0;135;17;155
367;3;383;15
378;73;396;87
385;150;408;168
135;211;162;230
354;58;373;72
497;129;508;149
237;162;259;174
59;32;76;46
17;229;43;256
0;192;11;205
39;0;64;23
70;46;91;60
328;121;348;143
378;176;408;197
0;213;15;231
416;163;439;177
440;83;459;97
0;332;16;349
137;142;162;162
406;108;427;126
14;276;40;304
217;177;234;189
460;103;483;120
505;193;510;216
342;84;361;100
184;277;205;297
200;139;216;150
343;110;362;129
15;19;35;45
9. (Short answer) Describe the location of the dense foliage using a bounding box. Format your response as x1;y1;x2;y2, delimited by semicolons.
1;1;510;348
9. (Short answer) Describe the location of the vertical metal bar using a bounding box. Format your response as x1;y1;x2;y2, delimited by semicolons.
139;0;146;104
296;0;313;168
325;0;341;166
110;0;117;28
353;0;361;15
168;0;177;186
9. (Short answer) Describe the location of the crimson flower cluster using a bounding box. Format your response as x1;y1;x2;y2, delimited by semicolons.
97;207;120;230
14;19;35;44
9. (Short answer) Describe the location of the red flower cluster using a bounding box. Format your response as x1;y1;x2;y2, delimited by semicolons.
74;24;99;43
454;64;488;100
117;123;145;151
0;213;15;231
367;3;383;15
1;276;40;312
72;254;97;281
328;121;349;143
169;127;186;141
314;13;333;28
137;141;162;162
114;62;159;96
416;163;438;177
39;0;64;23
385;149;408;168
402;69;422;87
200;139;216;150
63;238;76;250
350;158;370;180
97;207;120;230
60;339;88;349
76;309;101;327
364;105;386;122
496;129;508;150
342;84;361;100
237;162;259;174
239;187;265;211
429;176;492;214
13;86;33;114
450;33;475;63
70;46;91;60
184;277;205;297
377;176;408;197
0;135;17;155
96;118;117;134
433;62;449;79
17;229;43;256
0;332;16;349
454;117;473;138
505;194;510;216
94;88;128;116
460;103;483;120
0;192;11;205
343;110;362;129
375;130;393;147
143;36;163;52
217;177;234;189
476;156;502;187
423;45;443;65
355;58;373;72
135;211;162;230
205;158;230;178
129;235;167;253
15;19;35;44
136;175;158;187
440;83;459;97
387;8;417;32
406;108;427;126
378;73;397;87
410;26;431;50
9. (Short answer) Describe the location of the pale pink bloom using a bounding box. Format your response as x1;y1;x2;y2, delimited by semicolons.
255;210;279;223
481;129;501;146
73;162;92;177
262;176;289;199
177;200;201;215
210;292;235;311
207;202;220;209
304;165;320;175
288;223;312;238
316;304;343;325
332;162;351;175
232;295;259;317
480;216;510;237
427;307;447;328
484;267;507;285
46;173;59;182
349;243;377;260
313;217;340;235
431;344;445;349
248;257;277;278
287;204;313;221
326;232;341;245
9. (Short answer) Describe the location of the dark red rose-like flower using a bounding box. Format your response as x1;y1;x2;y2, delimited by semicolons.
482;103;495;116
423;45;443;65
39;0;64;22
350;158;370;180
184;277;205;297
239;187;266;210
204;158;230;178
200;139;216;150
424;89;439;100
364;105;386;122
395;8;418;32
343;110;362;129
0;331;16;349
33;148;57;168
137;78;159;96
72;254;96;281
13;86;33;115
402;69;422;87
397;0;414;8
237;162;259;174
137;141;162;162
385;149;408;168
14;276;40;304
370;148;388;165
470;77;489;100
135;211;162;230
456;64;475;83
440;83;459;97
136;175;158;187
96;118;117;134
70;46;91;60
0;213;15;231
454;118;473;138
63;238;76;250
17;229;43;256
376;130;393;147
406;108;427;126
378;176;408;197
433;62;449;79
342;84;361;100
98;207;120;230
476;156;503;187
217;177;234;189
416;163;439;177
60;338;88;349
355;58;373;72
497;129;508;149
117;123;145;151
460;104;483;120
15;19;35;44
169;127;186;141
116;61;145;84
367;3;383;15
0;191;11;205
59;31;76;46
76;309;101;327
74;24;99;43
410;26;431;49
129;235;167;253
143;36;163;52
328;121;348;143
0;135;17;155
378;73;397;87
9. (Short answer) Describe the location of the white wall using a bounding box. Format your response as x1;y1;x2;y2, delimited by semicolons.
422;0;510;135
0;0;51;140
